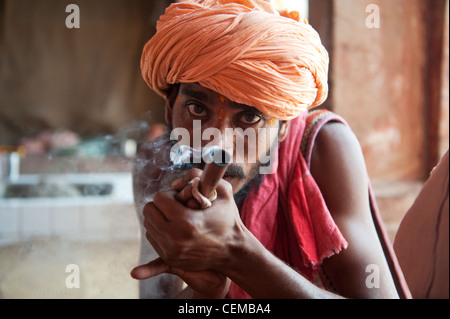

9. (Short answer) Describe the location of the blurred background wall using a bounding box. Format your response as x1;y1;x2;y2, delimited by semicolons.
0;0;449;240
0;0;170;143
311;0;449;180
309;0;449;239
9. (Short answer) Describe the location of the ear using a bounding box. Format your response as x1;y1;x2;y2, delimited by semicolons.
278;120;290;142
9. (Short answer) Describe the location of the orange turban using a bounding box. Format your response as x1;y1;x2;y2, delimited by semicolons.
141;0;329;120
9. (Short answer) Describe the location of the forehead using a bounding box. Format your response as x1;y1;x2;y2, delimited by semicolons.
179;83;264;115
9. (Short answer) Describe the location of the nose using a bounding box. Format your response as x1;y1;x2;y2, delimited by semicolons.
201;118;235;159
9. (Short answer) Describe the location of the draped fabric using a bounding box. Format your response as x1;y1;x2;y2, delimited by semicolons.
227;113;348;299
140;0;329;120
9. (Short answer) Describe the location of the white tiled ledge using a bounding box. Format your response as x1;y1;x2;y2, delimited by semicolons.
1;173;134;204
0;173;139;247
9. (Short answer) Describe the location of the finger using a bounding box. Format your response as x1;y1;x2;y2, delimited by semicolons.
142;203;170;255
143;201;169;228
130;257;169;280
174;184;194;204
153;190;192;220
171;168;203;191
171;177;183;191
145;230;165;259
186;198;201;209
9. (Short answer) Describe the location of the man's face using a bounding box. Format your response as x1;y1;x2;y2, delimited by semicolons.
166;82;289;194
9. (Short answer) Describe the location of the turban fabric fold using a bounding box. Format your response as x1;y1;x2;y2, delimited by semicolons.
141;0;329;120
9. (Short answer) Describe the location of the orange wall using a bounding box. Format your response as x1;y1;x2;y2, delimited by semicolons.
326;0;448;182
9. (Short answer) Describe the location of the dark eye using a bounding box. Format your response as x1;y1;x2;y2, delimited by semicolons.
239;112;262;125
187;103;207;117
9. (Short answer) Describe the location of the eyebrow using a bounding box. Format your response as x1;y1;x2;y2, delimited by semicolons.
233;103;266;117
180;87;211;104
227;101;269;121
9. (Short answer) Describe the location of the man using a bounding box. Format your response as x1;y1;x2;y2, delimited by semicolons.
130;0;399;299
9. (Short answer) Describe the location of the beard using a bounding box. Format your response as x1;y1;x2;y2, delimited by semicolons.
232;137;278;207
233;170;264;207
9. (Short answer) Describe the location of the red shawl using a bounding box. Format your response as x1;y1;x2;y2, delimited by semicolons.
227;112;348;299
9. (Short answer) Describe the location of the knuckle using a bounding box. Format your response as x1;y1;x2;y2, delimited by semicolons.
142;202;153;217
180;185;193;199
219;179;233;194
153;191;164;202
184;168;202;181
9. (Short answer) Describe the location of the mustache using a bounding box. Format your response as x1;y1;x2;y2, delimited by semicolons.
224;164;245;179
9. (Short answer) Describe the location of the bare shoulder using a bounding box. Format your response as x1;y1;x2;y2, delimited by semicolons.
310;121;369;220
309;121;398;298
311;121;366;173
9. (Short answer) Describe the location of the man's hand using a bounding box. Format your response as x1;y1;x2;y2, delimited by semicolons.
131;168;243;298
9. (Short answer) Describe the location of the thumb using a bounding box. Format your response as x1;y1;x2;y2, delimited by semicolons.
130;257;169;280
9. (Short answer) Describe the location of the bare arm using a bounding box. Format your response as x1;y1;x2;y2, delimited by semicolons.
310;122;398;298
221;225;345;299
